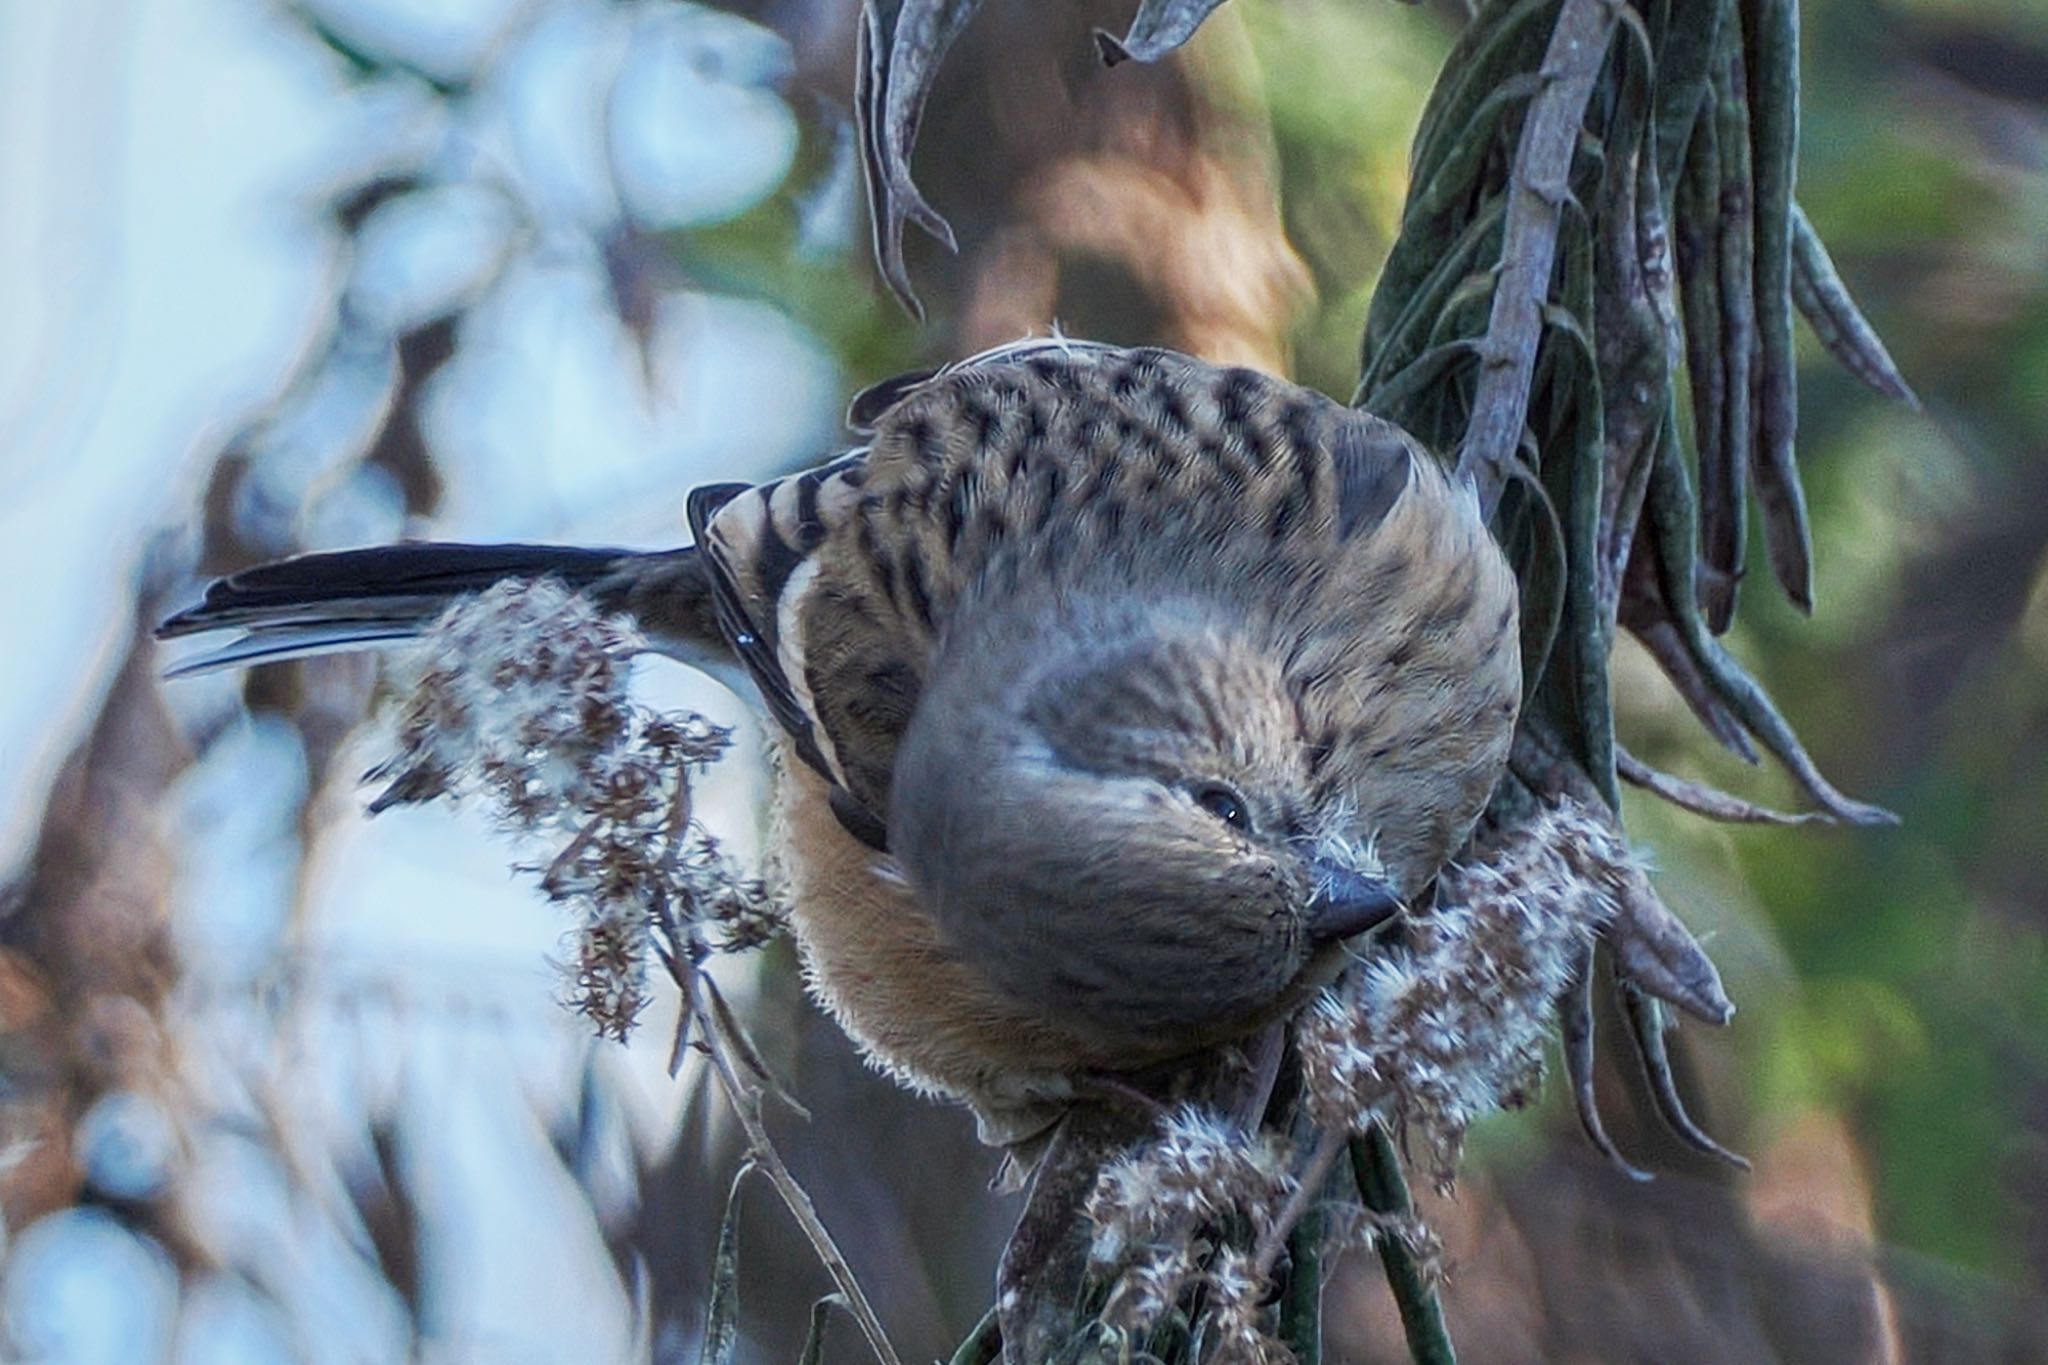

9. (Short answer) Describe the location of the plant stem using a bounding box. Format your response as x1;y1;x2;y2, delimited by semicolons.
1277;1199;1324;1365
1458;0;1622;519
1350;1125;1458;1365
660;925;905;1365
1253;1127;1346;1278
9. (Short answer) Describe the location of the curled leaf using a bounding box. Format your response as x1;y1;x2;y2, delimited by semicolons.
1094;0;1232;67
1618;986;1751;1169
856;0;979;318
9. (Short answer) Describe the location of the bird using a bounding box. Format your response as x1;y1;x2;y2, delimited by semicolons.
158;339;1522;1143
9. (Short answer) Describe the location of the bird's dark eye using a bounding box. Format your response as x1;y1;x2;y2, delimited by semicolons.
1192;783;1253;833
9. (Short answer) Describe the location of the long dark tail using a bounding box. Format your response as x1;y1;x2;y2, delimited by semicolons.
156;542;726;677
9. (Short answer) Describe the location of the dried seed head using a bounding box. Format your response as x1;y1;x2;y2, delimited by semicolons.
1297;797;1624;1189
369;579;784;1038
1202;1247;1291;1365
1084;1107;1296;1335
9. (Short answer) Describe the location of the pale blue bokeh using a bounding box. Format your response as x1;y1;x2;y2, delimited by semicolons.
0;0;832;1358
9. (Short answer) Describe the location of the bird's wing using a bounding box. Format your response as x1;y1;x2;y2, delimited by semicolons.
693;341;1456;849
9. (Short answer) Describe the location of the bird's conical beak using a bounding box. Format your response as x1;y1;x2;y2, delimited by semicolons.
1304;864;1402;943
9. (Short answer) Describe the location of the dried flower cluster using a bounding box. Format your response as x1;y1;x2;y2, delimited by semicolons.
1202;1246;1292;1365
1298;798;1625;1188
1083;1108;1296;1354
367;579;781;1038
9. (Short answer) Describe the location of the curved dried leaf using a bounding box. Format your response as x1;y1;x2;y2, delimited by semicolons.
1742;0;1811;611
1606;860;1735;1026
1405;0;1557;196
1639;435;1896;824
856;0;978;318
945;1308;1001;1365
1617;745;1823;825
798;1295;849;1365
700;1162;757;1365
1652;0;1727;193
1561;942;1651;1182
1620;549;1759;762
1618;986;1751;1169
1357;202;1504;402
1791;204;1918;406
1093;0;1232;66
1706;37;1757;634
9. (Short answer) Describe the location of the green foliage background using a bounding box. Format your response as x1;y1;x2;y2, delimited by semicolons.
1227;0;2048;1292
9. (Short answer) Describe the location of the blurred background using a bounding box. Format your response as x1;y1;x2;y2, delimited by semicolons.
0;0;2044;1360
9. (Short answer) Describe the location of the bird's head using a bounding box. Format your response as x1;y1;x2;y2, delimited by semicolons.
887;595;1510;1054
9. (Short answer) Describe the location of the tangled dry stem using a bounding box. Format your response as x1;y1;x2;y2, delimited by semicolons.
366;587;1697;1364
1074;796;1638;1358
369;581;902;1365
368;580;783;1038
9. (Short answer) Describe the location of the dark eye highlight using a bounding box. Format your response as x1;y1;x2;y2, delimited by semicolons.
1192;783;1253;834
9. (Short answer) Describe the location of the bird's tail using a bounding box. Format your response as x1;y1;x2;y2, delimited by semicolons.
156;542;725;678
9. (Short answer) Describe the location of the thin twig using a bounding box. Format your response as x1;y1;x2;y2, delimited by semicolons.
1458;0;1622;519
1232;1022;1289;1130
656;920;905;1365
1252;1126;1346;1279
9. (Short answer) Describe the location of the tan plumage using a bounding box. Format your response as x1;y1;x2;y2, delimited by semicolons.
159;340;1521;1140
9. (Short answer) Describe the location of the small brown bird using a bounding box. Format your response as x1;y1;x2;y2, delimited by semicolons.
160;341;1521;1139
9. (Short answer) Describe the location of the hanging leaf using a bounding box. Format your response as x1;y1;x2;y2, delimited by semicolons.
1617;746;1822;825
1741;0;1812;611
1790;204;1918;406
856;0;980;318
1094;0;1233;67
698;1162;757;1365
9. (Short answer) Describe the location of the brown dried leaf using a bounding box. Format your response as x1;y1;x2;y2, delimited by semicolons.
1616;745;1823;826
1606;864;1734;1027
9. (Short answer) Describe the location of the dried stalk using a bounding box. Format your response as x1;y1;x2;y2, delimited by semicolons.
656;922;905;1365
1251;1127;1346;1280
1458;0;1623;518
